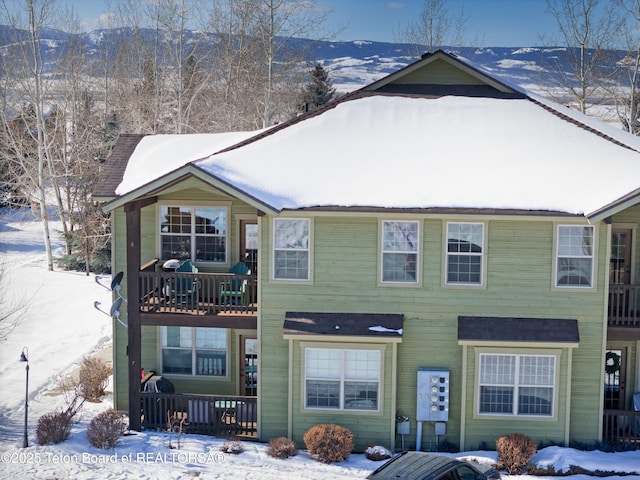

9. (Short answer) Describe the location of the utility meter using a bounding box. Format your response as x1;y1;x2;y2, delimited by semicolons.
417;369;449;422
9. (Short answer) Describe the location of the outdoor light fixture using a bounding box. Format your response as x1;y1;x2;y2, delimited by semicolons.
19;347;29;448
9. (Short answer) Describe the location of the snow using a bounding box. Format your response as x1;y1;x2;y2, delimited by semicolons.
114;95;640;218
115;131;261;196
196;95;640;215
1;208;640;478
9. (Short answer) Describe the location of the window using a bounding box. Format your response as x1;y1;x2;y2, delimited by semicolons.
161;327;227;376
273;218;310;280
446;223;484;285
160;206;227;263
556;225;594;287
305;348;380;411
478;353;555;416
381;220;419;283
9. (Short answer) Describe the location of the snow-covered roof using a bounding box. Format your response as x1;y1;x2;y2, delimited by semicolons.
115;131;261;195
112;51;640;218
192;94;640;216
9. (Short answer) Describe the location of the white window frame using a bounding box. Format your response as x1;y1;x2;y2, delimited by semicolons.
555;224;595;288
445;222;485;286
160;327;228;378
159;204;229;264
477;353;556;418
380;220;420;285
303;346;382;413
272;218;311;281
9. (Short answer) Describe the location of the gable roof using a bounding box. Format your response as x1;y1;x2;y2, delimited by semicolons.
100;50;640;219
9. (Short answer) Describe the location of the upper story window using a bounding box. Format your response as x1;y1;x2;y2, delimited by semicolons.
381;220;419;284
305;348;381;411
478;353;555;417
556;225;594;288
160;206;227;263
446;222;484;285
161;327;227;377
273;218;310;280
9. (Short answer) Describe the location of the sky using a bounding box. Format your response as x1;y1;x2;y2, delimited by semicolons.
56;0;560;48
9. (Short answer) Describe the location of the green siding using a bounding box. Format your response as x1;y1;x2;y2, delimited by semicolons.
393;58;484;85
259;216;607;450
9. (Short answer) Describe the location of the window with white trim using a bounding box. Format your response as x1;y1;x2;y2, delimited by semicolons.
273;218;310;280
478;353;555;416
446;222;484;285
381;220;419;283
160;206;227;263
556;225;594;287
305;348;380;411
161;327;227;376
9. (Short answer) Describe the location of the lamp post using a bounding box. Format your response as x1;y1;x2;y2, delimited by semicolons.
19;347;29;448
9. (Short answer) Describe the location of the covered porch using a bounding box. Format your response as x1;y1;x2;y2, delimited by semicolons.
602;410;640;448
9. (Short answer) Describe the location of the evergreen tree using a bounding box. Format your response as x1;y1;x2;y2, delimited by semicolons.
299;63;336;112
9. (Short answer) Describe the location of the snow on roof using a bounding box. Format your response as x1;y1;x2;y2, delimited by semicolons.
115;131;260;195
193;95;640;215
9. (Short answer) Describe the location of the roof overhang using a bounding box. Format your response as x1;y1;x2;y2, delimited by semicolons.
283;312;404;343
587;186;640;224
457;316;580;348
101;164;280;216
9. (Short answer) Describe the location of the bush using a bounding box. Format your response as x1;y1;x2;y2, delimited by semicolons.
78;356;112;402
496;432;537;475
87;409;127;449
267;437;297;459
303;424;353;463
220;440;244;454
36;411;73;445
365;445;392;461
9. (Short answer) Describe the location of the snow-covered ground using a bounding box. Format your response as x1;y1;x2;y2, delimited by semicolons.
0;207;639;479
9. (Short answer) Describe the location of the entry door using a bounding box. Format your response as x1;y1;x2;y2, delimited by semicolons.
604;348;626;410
240;336;258;396
610;229;632;284
240;221;258;275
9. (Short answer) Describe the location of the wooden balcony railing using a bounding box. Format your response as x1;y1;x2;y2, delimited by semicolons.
142;393;257;437
608;285;640;328
603;409;640;447
139;271;257;316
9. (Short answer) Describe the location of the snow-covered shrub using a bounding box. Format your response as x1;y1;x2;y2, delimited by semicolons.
267;437;298;459
87;409;127;449
220;440;244;454
36;411;73;445
496;432;537;474
303;423;353;463
78;356;112;402
365;445;392;461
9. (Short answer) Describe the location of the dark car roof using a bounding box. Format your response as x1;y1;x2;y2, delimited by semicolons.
367;452;467;480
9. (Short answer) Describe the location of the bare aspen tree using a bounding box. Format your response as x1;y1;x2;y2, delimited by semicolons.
545;0;621;114
614;0;640;134
397;0;470;56
0;0;58;270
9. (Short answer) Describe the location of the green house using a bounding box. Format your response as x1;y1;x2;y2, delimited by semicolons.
95;50;640;452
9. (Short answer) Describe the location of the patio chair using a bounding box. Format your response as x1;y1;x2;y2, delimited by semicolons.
219;261;251;306
171;260;199;305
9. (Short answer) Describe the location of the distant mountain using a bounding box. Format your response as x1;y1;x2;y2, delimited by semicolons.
0;25;628;96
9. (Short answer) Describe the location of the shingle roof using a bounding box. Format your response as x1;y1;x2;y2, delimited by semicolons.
458;316;580;344
283;312;404;338
93;134;145;200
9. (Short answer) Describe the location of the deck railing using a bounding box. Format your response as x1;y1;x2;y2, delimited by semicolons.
608;285;640;328
141;393;258;438
139;271;257;315
603;410;640;447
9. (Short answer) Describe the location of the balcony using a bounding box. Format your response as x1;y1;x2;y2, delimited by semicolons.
608;285;640;328
138;269;257;318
